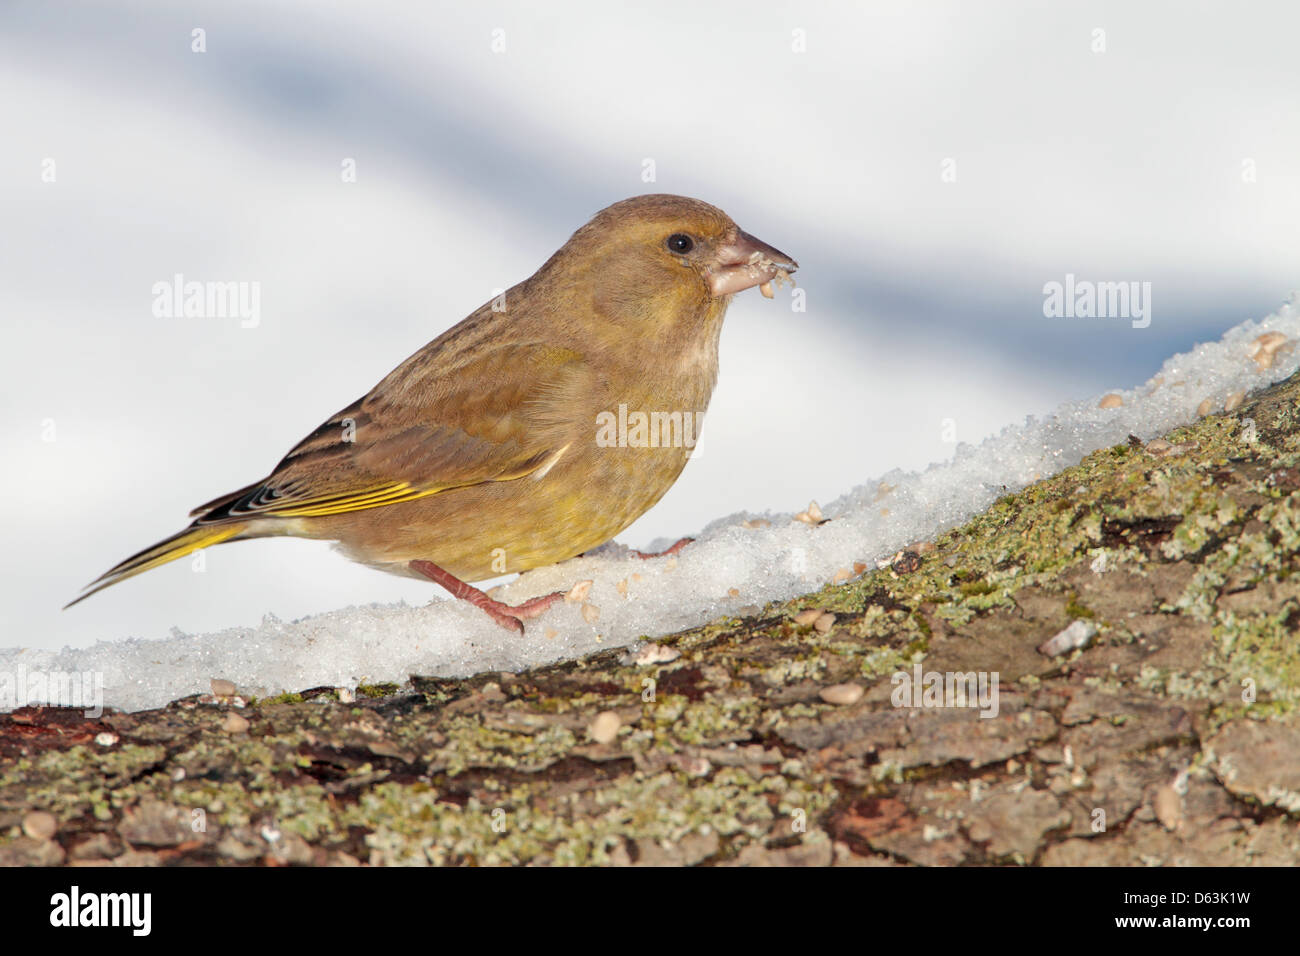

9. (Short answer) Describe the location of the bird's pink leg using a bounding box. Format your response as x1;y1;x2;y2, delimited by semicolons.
629;537;694;560
409;560;565;634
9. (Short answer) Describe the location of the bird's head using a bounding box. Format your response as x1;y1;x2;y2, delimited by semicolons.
541;194;798;328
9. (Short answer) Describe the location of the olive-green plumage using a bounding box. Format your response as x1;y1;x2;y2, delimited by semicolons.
70;194;797;613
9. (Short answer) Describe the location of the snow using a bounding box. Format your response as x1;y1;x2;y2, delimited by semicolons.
5;294;1299;714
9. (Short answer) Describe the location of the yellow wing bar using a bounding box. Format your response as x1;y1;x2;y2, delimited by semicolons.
265;482;448;518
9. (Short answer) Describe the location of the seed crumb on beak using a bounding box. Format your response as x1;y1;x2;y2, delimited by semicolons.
745;251;794;295
708;231;798;297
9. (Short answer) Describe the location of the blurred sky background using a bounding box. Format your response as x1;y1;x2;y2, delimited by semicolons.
3;0;1298;651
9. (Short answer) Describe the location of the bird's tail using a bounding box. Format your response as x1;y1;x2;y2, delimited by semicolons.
65;523;249;608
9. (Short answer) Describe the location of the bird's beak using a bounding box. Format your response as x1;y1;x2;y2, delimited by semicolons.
707;229;799;298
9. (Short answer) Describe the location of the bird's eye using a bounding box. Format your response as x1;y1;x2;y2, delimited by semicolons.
666;234;694;254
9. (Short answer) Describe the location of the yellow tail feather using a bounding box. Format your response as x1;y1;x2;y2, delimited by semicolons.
65;524;247;608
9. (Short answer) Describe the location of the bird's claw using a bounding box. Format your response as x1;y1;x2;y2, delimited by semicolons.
629;536;694;560
410;559;564;633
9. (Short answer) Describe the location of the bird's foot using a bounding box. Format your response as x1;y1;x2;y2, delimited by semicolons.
629;536;694;560
409;559;565;634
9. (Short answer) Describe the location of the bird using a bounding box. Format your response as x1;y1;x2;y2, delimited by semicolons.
68;194;798;631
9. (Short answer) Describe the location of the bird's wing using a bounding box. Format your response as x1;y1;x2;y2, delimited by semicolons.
190;335;586;523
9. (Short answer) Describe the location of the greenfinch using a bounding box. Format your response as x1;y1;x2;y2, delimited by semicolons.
69;194;797;631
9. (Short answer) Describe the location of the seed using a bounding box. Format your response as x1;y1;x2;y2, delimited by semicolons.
1224;390;1245;412
623;642;680;666
23;811;57;841
759;280;775;298
794;500;824;525
581;603;601;624
211;678;236;697
1249;331;1288;370
793;608;822;627
589;710;621;744
1153;785;1183;831
814;612;836;633
223;712;251;734
819;684;864;706
1098;393;1123;409
22;811;57;842
565;580;593;603
1196;397;1214;417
